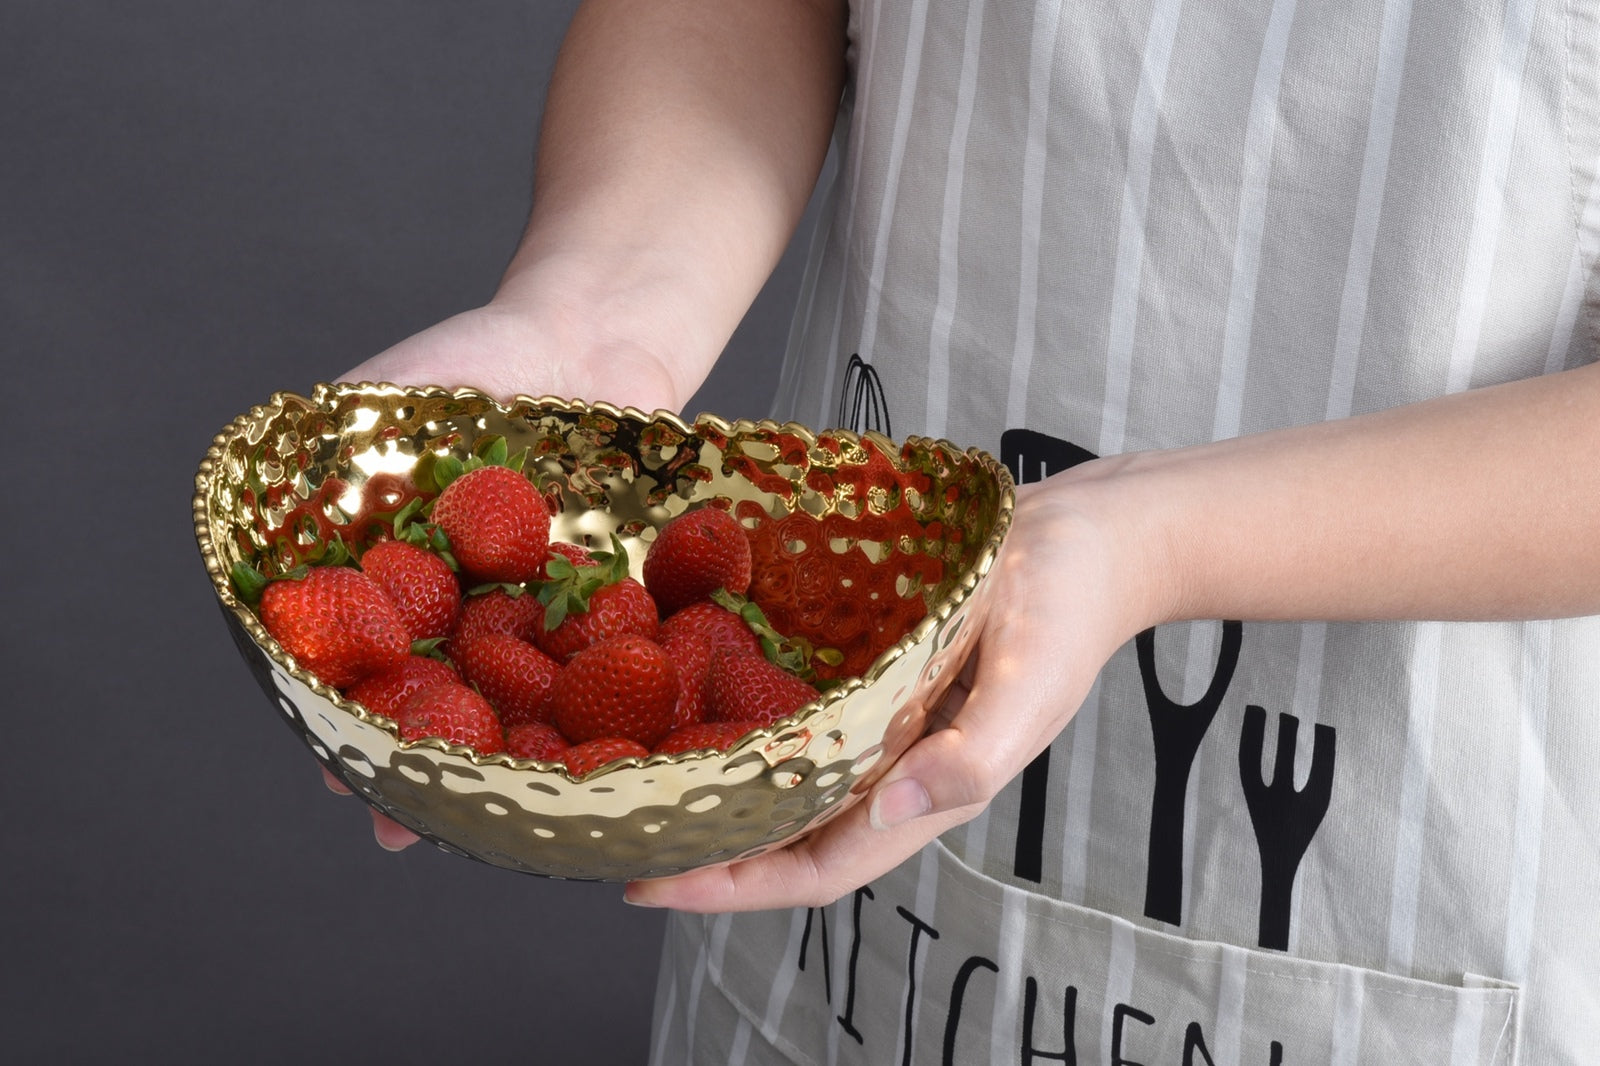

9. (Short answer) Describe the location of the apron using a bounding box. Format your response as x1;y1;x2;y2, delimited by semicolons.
655;0;1600;1059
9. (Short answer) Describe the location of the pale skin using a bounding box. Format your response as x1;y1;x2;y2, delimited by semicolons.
327;0;1600;906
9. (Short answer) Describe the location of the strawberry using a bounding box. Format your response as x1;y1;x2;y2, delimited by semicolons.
706;645;819;727
535;576;657;661
359;538;461;641
451;586;545;651
257;565;410;689
430;464;551;584
560;737;650;778
550;636;678;748
661;631;714;729
643;505;753;616
534;536;659;661
395;681;504;755
453;633;561;727
345;655;461;719
544;540;595;575
657;600;762;658
504;721;569;761
743;503;933;682
653;720;758;755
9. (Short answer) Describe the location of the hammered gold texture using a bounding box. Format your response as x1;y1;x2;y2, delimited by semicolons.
194;383;1015;880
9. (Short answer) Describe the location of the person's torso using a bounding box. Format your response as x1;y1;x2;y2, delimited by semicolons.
654;1;1600;1061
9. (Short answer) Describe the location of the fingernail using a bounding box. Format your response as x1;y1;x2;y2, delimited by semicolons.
372;813;418;852
623;887;661;907
870;778;932;830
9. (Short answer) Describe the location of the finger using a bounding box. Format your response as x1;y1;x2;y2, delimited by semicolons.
621;670;980;911
623;786;981;912
872;656;1073;843
623;616;1080;911
371;810;421;852
322;766;352;795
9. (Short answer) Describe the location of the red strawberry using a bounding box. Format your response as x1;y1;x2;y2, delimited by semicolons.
662;631;714;729
536;576;657;661
451;587;545;651
550;636;678;748
258;566;410;689
431;464;551;584
534;537;659;661
544;540;594;575
653;720;758;755
359;538;461;641
504;721;570;761
453;633;561;727
561;737;650;778
395;682;505;755
643;505;753;616
706;646;819;727
345;655;461;719
657;601;762;658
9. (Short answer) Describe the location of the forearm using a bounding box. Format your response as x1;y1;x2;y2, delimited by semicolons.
494;0;848;406
1080;360;1600;631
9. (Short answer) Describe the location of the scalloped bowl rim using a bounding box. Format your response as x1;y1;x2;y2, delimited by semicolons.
193;382;1016;784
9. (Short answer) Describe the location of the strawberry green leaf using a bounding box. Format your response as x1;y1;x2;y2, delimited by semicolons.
392;497;426;540
534;534;632;631
412;452;442;495
410;637;450;660
542;594;570;631
710;587;837;678
432;453;467;491
467;581;527;598
586;533;631;584
478;435;509;468
312;534;353;568
229;562;271;605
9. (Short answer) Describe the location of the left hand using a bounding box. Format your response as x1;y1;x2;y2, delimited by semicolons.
623;469;1162;911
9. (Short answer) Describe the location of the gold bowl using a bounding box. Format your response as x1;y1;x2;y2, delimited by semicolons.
193;383;1014;880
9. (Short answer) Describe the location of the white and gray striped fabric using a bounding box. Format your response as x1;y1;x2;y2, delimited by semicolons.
653;0;1600;1061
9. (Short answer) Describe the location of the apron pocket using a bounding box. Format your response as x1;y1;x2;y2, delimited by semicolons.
691;839;1522;1065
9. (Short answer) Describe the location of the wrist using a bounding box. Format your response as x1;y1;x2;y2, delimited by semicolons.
491;246;730;410
1024;453;1191;649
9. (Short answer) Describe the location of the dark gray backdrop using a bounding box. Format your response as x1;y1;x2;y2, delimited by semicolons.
4;4;820;1061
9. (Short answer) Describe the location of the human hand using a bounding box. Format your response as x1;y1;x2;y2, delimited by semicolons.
324;294;698;852
622;465;1171;911
320;767;422;851
341;295;687;414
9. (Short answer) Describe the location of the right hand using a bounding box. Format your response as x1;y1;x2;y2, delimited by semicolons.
343;297;687;413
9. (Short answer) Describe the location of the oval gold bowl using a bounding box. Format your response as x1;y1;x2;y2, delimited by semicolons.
193;383;1015;880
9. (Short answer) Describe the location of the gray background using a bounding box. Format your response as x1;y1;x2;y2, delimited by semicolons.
4;3;819;1061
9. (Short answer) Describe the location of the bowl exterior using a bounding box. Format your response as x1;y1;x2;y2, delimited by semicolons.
194;384;1014;880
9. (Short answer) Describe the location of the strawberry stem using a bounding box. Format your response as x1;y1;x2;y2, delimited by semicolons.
466;581;528;598
535;534;631;631
710;587;841;681
229;561;271;605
